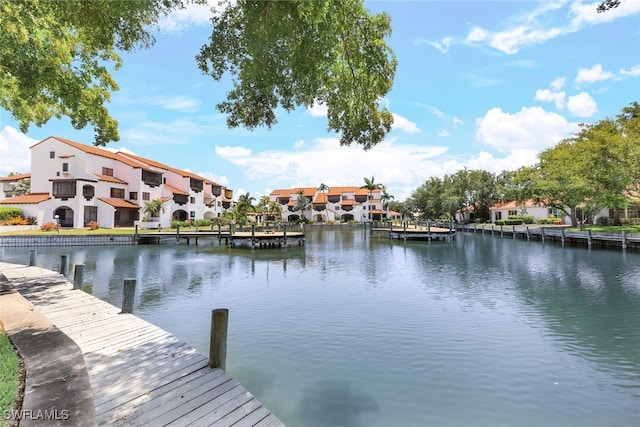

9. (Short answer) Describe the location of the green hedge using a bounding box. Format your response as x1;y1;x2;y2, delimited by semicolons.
0;207;22;221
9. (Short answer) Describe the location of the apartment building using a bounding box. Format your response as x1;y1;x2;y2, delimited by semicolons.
269;186;396;223
0;136;233;228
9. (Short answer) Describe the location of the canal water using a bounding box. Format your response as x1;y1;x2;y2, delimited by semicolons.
2;227;639;427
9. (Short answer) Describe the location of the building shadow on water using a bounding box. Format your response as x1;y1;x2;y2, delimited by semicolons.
293;379;379;427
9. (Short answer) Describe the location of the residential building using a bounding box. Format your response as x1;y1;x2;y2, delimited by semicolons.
269;186;398;222
0;136;233;228
0;173;30;198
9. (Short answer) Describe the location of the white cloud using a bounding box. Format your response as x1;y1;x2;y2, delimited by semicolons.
438;129;450;137
476;106;579;152
566;92;598;117
535;88;566;109
158;2;215;33
466;149;540;173
307;102;328;118
149;96;201;112
0;126;35;176
198;172;229;186
575;64;614;84
294;140;305;149
453;116;464;126
391;114;420;134
550;77;566;91
214;137;451;200
426;1;640;55
620;64;640;77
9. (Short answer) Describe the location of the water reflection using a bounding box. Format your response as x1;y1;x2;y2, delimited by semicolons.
2;229;639;426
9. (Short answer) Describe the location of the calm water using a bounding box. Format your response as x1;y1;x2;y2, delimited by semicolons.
2;227;640;427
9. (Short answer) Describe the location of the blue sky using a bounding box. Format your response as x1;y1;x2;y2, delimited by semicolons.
1;0;639;200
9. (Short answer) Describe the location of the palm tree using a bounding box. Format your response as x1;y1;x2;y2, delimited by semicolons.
317;183;329;222
361;176;383;221
143;198;166;220
268;201;282;223
380;187;394;220
235;192;256;224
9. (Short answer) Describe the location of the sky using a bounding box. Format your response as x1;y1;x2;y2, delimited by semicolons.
1;0;639;201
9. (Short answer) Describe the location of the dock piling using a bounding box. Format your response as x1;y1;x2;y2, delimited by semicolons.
29;249;36;266
121;278;136;314
209;308;229;370
60;254;69;276
73;264;84;290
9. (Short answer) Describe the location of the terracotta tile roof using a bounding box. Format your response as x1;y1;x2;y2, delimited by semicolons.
371;210;383;214
98;198;140;209
94;174;128;184
490;199;542;210
163;183;189;196
0;173;31;182
287;200;296;206
120;152;206;182
313;193;328;203
341;199;355;206
0;193;50;204
35;137;143;168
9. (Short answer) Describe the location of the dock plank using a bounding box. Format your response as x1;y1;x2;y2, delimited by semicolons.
0;263;285;427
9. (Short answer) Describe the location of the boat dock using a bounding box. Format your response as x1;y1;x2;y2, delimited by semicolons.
456;223;640;251
0;262;285;426
371;223;456;242
136;227;304;249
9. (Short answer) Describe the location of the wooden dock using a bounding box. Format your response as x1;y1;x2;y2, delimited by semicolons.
0;262;285;427
371;225;456;242
137;230;305;249
457;224;640;251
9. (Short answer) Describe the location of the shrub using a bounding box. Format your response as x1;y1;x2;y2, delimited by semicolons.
522;215;534;224
170;220;191;229
0;207;22;222
40;222;58;231
596;216;613;226
87;221;100;230
194;218;211;227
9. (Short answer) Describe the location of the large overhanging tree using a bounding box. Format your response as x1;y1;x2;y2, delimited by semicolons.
1;0;397;150
197;0;397;150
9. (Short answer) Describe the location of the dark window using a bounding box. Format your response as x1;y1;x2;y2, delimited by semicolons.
173;194;188;205
62;163;69;172
142;170;162;187
142;192;150;201
82;185;95;199
190;178;203;193
84;206;97;225
110;188;125;198
52;181;76;198
190;211;195;218
49;151;55;159
129;192;138;200
190;197;195;204
211;185;222;196
102;167;114;176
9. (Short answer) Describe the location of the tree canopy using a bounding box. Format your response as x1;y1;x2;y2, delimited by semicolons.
0;0;198;145
2;0;397;149
197;0;397;150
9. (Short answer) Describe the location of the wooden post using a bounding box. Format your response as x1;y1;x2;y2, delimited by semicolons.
541;227;545;242
209;308;229;370
587;230;592;247
121;278;136;314
561;228;565;245
526;226;530;240
512;225;516;239
622;230;627;250
158;223;161;232
251;224;256;247
176;224;180;243
134;224;138;241
500;224;504;237
60;254;69;276
29;249;36;266
283;224;287;245
73;264;84;290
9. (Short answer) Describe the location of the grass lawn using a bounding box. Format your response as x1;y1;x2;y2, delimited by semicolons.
573;225;640;234
0;323;21;420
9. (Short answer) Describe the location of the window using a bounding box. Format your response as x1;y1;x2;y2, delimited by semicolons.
142;192;150;201
141;170;162;187
52;181;76;198
190;211;195;218
190;178;203;193
82;185;95;199
102;167;114;176
508;210;518;216
495;212;502;221
110;188;125;198
62;163;69;172
49;151;55;159
190;197;195;204
129;192;138;200
84;206;97;225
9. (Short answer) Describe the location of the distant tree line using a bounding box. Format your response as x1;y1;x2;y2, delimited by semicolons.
393;103;640;227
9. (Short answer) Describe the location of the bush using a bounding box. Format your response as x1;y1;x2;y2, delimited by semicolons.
0;207;22;222
194;218;211;227
170;220;191;229
87;221;100;230
40;222;58;231
596;216;613;226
